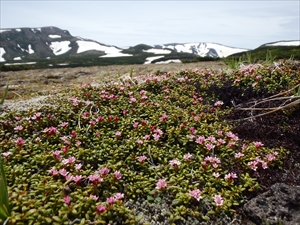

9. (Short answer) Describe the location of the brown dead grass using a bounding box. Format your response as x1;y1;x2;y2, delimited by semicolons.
0;61;226;100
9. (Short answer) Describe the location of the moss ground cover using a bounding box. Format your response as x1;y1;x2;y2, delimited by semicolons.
0;60;299;224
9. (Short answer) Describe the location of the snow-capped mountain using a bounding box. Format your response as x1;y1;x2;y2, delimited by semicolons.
1;26;298;68
155;42;248;58
0;26;131;62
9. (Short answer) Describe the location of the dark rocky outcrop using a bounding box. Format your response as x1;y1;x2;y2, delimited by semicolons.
243;183;300;225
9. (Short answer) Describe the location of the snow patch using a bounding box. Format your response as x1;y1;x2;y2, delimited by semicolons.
14;57;22;60
265;41;300;46
0;29;10;33
76;40;132;57
161;42;248;58
144;56;165;64
15;29;22;32
17;44;26;52
49;41;71;55
28;44;34;54
143;48;171;54
31;28;41;33
49;35;61;38
155;59;181;64
0;47;6;62
5;62;36;66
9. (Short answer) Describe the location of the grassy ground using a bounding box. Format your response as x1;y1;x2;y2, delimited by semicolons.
0;60;299;225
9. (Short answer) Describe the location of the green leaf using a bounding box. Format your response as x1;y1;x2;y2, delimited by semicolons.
0;158;10;220
25;208;37;217
0;83;8;105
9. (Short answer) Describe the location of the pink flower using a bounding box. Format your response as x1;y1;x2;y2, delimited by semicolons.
48;167;58;176
227;141;236;148
206;136;216;143
189;134;196;140
156;179;167;190
265;153;276;162
60;122;69;128
254;141;264;149
59;168;69;177
61;136;71;145
106;196;116;205
217;138;226;145
89;173;103;185
89;120;96;126
226;132;239;141
129;97;137;104
44;127;59;136
75;163;82;170
31;112;41;120
195;136;205;144
96;205;107;214
99;167;110;176
205;143;215;151
114;171;122;180
261;161;268;169
65;174;74;181
136;140;143;145
189;189;202;201
63;156;76;165
14;125;24;132
224;172;238;180
169;159;181;167
184;153;193;161
160;113;168;122
213;172;220;178
115;131;122;138
2;152;12;159
152;133;160;141
63;195;71;205
35;137;41;143
235;152;245;159
114;193;124;200
133;122;139;128
154;128;163;135
89;195;99;201
73;175;82;184
189;127;196;134
138;155;147;163
76;141;82;146
143;134;150;140
248;161;258;171
214;194;224;206
214;101;224;107
15;137;25;147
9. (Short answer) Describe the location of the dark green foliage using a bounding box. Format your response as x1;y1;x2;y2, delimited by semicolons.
227;46;300;62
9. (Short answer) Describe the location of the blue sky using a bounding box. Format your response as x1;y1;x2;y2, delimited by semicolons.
1;1;299;49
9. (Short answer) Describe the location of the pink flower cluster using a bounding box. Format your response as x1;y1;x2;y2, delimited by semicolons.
248;157;268;171
156;179;167;190
189;189;202;201
202;156;221;169
169;159;181;168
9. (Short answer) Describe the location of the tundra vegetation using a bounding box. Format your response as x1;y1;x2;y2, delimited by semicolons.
0;59;299;224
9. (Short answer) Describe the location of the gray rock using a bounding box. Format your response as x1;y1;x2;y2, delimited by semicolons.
243;183;300;225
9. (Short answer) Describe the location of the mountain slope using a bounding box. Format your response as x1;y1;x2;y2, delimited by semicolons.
0;26;130;62
155;42;249;58
227;40;300;61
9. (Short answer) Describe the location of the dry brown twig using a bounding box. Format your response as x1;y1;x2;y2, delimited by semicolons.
232;83;300;121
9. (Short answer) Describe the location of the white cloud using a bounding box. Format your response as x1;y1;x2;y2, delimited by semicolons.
1;1;299;49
